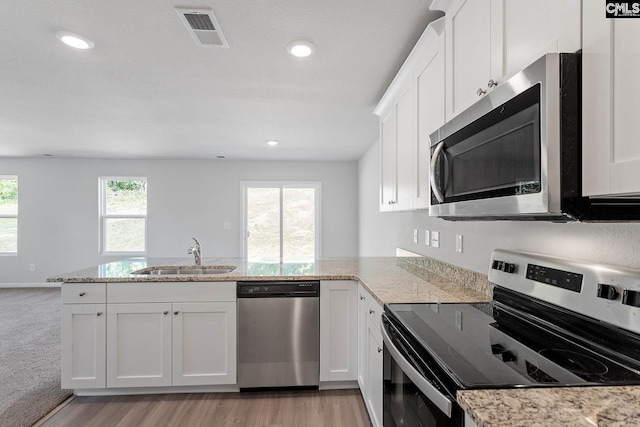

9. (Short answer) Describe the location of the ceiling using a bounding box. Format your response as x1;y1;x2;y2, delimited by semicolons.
0;1;442;161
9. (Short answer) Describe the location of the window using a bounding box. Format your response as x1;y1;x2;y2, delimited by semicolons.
99;177;147;254
0;176;18;254
242;182;321;263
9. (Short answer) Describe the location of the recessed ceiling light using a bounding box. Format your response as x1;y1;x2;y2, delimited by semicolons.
267;140;280;146
287;40;315;58
55;31;94;50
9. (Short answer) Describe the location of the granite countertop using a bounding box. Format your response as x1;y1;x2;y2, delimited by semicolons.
459;386;640;427
47;256;488;305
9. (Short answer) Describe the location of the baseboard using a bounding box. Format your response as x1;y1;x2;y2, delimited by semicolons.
319;380;359;390
0;282;60;288
75;384;240;396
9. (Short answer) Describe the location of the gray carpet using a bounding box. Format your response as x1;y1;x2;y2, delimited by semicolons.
0;288;72;427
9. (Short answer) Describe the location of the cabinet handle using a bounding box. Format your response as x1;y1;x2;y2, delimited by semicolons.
174;311;179;315
477;87;486;96
378;347;382;353
360;295;365;301
487;78;498;88
369;309;375;315
96;312;103;316
164;311;169;315
79;292;86;297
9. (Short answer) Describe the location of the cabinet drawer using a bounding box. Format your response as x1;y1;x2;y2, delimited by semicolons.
62;283;106;304
107;281;236;303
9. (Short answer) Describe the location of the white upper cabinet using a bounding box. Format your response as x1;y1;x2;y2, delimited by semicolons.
583;3;640;197
415;20;446;209
445;0;493;118
443;0;581;120
377;80;415;212
375;17;445;212
499;0;580;78
380;110;397;211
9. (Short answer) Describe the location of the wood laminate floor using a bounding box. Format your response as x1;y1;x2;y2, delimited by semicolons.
39;389;372;427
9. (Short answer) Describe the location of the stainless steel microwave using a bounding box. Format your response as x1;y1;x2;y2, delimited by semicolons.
429;52;640;221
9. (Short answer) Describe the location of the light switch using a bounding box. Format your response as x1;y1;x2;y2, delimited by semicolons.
413;229;418;244
456;234;463;253
431;231;440;248
425;230;430;246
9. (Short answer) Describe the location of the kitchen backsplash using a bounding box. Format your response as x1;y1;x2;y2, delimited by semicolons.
396;248;493;298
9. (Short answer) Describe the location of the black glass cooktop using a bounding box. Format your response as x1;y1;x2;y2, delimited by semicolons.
385;300;640;390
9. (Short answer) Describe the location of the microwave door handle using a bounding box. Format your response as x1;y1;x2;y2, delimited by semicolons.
430;141;445;203
381;318;453;418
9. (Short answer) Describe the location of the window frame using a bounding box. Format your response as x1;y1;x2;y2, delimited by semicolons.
99;176;148;255
241;181;322;262
0;175;18;255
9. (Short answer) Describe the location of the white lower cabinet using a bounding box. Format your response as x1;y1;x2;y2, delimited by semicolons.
61;303;106;389
172;302;236;386
320;280;358;382
358;284;384;427
106;302;173;388
61;281;237;390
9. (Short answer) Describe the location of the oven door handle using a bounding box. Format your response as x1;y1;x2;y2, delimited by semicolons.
381;318;453;418
430;141;445;203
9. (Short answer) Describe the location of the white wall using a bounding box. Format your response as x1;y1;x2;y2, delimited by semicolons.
358;139;640;273
0;157;358;284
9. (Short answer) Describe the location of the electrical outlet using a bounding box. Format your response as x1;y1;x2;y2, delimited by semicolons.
456;234;463;253
29;264;36;272
223;222;231;230
425;230;430;246
431;231;440;248
413;229;418;244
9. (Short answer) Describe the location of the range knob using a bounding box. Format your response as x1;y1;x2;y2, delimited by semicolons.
597;284;619;301
622;290;640;307
492;260;516;273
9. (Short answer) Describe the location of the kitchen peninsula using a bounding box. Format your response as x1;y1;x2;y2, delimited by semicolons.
49;255;640;427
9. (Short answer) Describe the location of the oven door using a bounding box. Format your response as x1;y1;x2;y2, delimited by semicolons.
381;314;463;427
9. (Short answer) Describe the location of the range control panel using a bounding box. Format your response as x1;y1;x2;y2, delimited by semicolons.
525;264;583;293
489;249;640;335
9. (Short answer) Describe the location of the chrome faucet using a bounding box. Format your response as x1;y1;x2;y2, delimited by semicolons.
187;237;202;266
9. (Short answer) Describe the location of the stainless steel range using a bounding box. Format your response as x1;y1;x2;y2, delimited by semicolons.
382;249;640;426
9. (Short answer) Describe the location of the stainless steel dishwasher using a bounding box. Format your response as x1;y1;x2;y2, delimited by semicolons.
237;280;320;389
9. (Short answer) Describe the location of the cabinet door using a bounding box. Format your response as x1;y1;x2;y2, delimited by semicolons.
583;3;640;196
445;0;492;118
415;23;446;209
394;86;415;211
498;0;580;79
357;287;368;391
61;304;106;389
380;110;396;211
172;302;237;386
320;281;358;382
106;303;172;388
366;322;384;427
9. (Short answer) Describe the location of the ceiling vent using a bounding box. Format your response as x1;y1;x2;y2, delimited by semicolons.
175;8;229;48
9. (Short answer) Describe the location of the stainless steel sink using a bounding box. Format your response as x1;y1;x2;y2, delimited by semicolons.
132;265;236;276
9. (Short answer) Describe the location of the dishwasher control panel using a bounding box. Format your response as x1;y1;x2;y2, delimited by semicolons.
237;280;320;298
